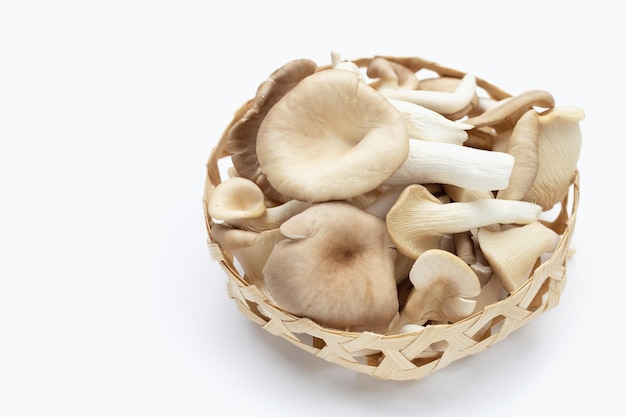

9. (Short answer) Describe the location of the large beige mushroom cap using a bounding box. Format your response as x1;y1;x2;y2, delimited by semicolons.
262;201;399;333
227;58;317;203
256;69;410;203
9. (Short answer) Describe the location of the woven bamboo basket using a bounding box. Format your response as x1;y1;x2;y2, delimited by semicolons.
202;55;580;381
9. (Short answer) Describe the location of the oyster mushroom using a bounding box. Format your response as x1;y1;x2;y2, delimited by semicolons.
464;89;555;134
262;201;399;333
256;68;410;203
496;109;540;201
385;184;543;259
477;221;560;293
376;70;478;116
208;177;266;221
388;98;472;145
256;69;514;203
226;58;317;203
391;249;482;331
521;106;585;210
384;138;514;191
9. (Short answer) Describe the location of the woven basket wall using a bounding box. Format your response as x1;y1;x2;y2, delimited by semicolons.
202;56;580;381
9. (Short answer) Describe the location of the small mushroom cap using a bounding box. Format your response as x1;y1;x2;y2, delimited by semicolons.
405;249;481;323
256;69;410;203
367;57;419;90
477;222;560;293
263;201;399;333
208;177;266;220
227;58;317;203
385;184;443;258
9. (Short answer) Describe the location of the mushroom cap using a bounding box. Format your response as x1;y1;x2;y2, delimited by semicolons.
367;57;419;90
385;184;444;258
405;249;481;323
477;221;560;293
522;106;584;210
256;69;410;203
208;177;266;220
379;73;477;116
464;89;555;133
227;58;317;203
262;201;399;333
210;224;285;294
496;109;540;201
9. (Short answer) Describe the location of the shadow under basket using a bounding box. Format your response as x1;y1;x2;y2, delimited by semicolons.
202;57;580;382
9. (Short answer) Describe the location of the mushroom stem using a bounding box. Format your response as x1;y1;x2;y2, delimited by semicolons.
384;139;515;191
388;99;472;145
453;231;476;264
385;184;543;258
225;199;313;233
379;73;477;115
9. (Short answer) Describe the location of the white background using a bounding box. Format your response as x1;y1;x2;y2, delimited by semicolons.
1;1;623;416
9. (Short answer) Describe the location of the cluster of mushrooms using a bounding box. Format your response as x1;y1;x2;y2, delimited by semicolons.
207;52;584;336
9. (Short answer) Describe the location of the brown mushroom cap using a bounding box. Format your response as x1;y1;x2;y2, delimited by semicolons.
256;69;410;203
226;59;317;203
262;201;399;333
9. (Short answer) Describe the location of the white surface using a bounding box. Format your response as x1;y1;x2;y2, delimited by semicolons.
1;1;623;416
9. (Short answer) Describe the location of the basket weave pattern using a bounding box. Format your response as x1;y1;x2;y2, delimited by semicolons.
203;56;580;381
